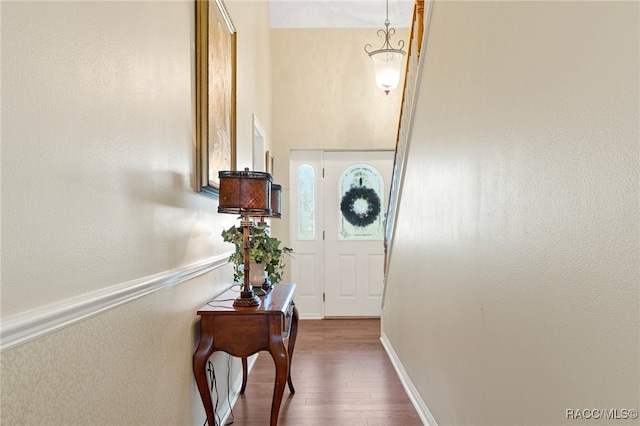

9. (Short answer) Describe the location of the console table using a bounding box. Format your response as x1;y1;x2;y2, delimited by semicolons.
193;283;298;426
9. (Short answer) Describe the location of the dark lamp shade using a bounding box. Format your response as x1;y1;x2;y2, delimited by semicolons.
270;184;282;219
218;169;272;216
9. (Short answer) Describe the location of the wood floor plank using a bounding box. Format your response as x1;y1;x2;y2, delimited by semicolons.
227;319;422;425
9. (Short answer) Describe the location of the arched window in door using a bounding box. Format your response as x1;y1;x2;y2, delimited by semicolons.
338;164;384;240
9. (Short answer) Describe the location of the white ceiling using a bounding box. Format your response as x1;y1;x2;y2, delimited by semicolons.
269;0;414;29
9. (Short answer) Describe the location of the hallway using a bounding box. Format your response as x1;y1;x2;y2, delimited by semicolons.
231;319;423;425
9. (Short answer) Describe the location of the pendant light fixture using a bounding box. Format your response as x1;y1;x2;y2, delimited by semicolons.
364;0;406;95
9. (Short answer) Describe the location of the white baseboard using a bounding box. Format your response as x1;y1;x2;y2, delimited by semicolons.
1;254;230;351
380;332;438;426
298;314;323;320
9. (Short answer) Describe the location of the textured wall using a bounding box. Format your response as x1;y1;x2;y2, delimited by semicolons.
0;269;235;425
1;0;223;315
383;1;639;425
1;0;271;424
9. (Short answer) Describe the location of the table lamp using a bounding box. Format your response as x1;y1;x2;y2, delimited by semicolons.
270;184;282;219
218;168;272;307
250;183;282;294
254;183;282;223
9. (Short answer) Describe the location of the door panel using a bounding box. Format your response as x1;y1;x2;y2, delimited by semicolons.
337;254;357;297
289;150;324;319
367;254;385;297
323;151;393;317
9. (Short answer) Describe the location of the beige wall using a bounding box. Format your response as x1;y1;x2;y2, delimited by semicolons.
383;1;639;425
270;27;406;256
1;0;271;424
234;0;272;170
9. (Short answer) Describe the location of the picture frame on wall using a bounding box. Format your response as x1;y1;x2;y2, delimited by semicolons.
252;114;266;172
195;0;236;195
266;151;274;176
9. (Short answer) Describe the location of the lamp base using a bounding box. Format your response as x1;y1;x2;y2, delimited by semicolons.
252;282;273;297
233;290;261;307
252;286;266;296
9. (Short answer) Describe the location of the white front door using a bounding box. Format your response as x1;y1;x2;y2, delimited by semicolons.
289;150;393;318
323;151;393;317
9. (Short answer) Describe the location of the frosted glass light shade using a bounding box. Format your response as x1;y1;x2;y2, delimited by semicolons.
370;50;405;95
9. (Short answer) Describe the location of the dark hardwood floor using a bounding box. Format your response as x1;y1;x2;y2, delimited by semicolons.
229;319;423;426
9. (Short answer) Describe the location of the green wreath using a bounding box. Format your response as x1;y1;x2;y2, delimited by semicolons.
340;186;381;227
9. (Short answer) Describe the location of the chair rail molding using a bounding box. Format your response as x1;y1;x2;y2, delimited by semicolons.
1;254;230;351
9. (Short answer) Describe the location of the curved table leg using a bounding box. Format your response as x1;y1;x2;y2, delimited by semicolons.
193;330;216;426
268;316;289;426
240;357;248;394
287;304;299;394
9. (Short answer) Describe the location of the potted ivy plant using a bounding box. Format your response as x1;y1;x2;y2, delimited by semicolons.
221;222;293;286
